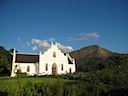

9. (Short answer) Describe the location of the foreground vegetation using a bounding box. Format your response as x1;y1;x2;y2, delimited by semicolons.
0;73;128;96
0;76;81;96
0;76;71;91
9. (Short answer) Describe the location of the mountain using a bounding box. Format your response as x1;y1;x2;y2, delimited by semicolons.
70;45;112;60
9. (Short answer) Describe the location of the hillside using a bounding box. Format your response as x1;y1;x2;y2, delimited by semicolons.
69;45;128;73
70;45;115;65
70;45;112;59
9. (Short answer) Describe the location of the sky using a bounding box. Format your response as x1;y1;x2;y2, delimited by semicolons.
0;0;128;53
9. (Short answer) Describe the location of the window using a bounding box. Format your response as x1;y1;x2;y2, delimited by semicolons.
61;64;63;71
46;63;48;71
27;66;30;72
69;68;71;73
53;51;56;57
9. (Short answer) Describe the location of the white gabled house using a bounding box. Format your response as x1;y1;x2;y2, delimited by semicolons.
11;43;76;77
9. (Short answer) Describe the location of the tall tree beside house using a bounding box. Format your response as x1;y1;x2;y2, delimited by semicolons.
0;46;12;76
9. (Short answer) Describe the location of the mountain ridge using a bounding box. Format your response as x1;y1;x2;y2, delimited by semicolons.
70;45;113;60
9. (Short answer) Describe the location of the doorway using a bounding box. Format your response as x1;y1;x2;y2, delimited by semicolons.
52;63;57;75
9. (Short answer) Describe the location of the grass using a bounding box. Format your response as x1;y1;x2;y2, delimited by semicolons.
0;76;74;93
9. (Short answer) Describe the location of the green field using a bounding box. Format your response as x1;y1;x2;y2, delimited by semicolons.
0;76;75;96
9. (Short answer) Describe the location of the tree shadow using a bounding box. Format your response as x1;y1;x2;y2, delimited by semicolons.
102;88;128;96
0;91;8;96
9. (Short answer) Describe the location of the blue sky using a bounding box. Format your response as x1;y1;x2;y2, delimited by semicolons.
0;0;128;53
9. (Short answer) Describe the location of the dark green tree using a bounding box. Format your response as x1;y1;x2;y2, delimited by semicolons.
0;46;12;76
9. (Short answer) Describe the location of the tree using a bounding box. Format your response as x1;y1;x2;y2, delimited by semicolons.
0;45;12;76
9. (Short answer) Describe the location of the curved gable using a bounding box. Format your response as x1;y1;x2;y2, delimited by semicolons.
42;45;66;59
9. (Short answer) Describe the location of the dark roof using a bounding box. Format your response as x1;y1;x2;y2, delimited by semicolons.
15;54;39;63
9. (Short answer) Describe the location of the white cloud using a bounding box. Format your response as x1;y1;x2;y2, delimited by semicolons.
32;45;38;50
31;38;74;53
67;32;99;41
31;39;51;50
85;33;99;39
57;43;74;53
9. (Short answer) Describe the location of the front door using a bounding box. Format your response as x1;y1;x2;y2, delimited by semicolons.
52;63;57;75
52;67;56;74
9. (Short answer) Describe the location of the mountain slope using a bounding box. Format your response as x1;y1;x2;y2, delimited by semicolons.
70;45;112;59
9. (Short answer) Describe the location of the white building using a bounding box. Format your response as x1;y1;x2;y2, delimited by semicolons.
11;43;76;77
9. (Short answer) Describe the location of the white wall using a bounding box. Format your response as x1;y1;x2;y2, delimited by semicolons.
39;45;69;75
19;63;35;75
67;64;76;73
11;62;36;77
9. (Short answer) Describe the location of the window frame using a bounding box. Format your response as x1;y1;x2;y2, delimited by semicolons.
46;63;48;71
27;66;30;72
61;64;63;71
53;51;56;57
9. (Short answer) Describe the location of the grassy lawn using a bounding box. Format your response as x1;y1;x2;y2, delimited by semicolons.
0;76;74;93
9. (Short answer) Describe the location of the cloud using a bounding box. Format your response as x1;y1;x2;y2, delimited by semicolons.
22;42;31;47
85;33;99;39
57;43;74;53
49;38;56;42
31;39;51;50
31;38;74;53
67;37;74;41
26;42;30;47
17;38;21;41
32;45;38;50
67;32;100;41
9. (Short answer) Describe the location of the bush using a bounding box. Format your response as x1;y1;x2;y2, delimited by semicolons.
5;79;86;96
